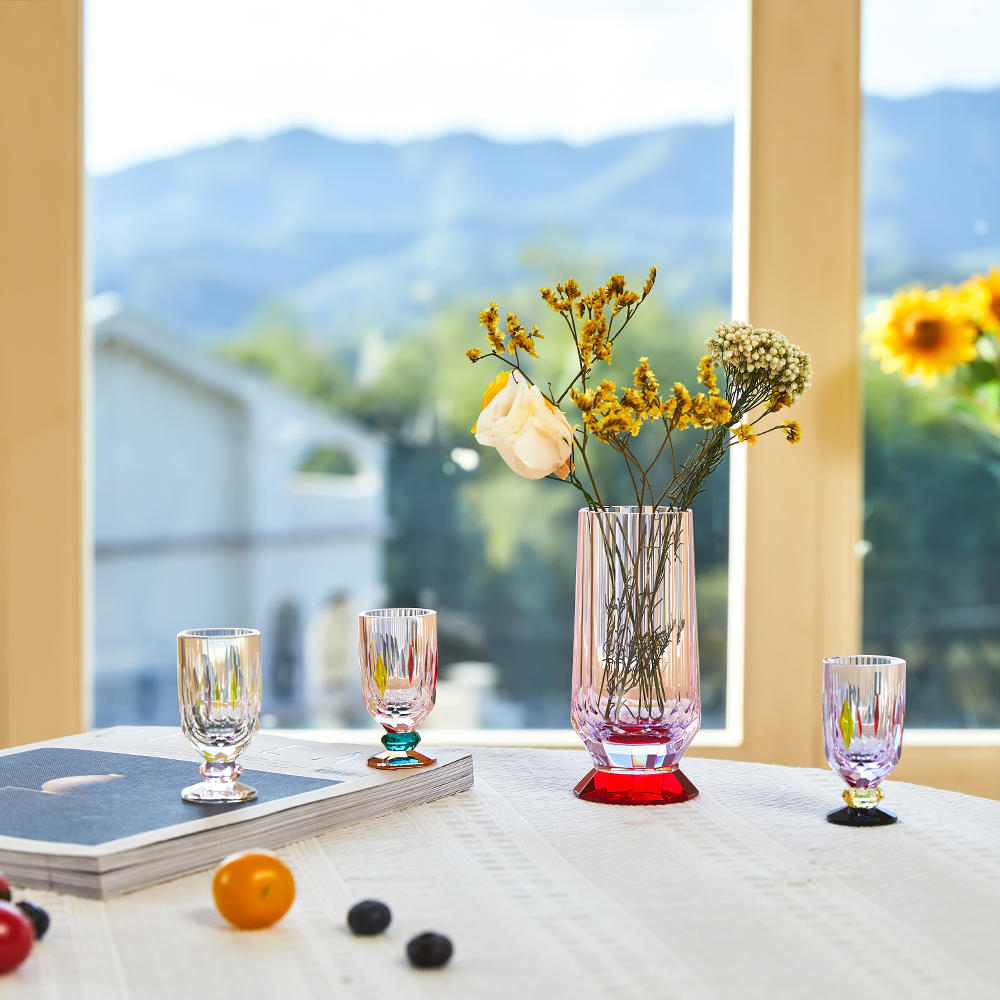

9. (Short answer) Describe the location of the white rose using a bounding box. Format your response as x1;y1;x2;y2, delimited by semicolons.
473;370;574;480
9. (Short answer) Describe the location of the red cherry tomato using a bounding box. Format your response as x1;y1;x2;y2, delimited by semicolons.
0;873;10;901
0;903;33;974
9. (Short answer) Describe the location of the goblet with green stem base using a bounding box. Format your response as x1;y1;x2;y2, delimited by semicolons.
359;608;438;769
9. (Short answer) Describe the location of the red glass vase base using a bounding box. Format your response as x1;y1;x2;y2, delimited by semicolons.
573;767;699;805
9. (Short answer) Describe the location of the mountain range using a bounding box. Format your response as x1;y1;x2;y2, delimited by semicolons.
91;88;1000;342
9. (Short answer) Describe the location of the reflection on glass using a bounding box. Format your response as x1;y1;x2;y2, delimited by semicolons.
177;628;261;803
359;608;437;768
823;655;905;826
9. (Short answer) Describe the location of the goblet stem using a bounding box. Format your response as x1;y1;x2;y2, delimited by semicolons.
200;759;243;788
181;758;257;803
367;731;436;770
843;786;883;810
828;784;897;826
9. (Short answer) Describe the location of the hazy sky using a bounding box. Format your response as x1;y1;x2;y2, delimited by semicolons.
86;0;1000;175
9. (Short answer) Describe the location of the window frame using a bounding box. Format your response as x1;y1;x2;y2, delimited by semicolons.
4;0;998;797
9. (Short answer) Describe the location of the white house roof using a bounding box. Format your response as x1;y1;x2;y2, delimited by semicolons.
90;295;388;547
90;295;374;444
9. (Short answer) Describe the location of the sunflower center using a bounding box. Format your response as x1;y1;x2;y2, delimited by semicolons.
911;318;944;349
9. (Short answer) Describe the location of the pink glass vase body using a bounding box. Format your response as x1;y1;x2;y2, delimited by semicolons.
572;507;700;802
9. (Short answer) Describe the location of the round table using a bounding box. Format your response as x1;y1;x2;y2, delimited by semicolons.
4;749;999;999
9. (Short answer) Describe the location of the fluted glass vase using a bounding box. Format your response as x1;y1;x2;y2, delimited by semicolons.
572;506;700;804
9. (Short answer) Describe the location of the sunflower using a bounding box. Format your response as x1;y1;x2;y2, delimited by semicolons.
964;268;1000;335
864;286;979;381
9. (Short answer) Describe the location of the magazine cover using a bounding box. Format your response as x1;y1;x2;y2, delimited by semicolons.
0;727;473;895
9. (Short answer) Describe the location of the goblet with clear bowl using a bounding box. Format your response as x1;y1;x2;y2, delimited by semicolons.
823;654;905;826
177;627;261;803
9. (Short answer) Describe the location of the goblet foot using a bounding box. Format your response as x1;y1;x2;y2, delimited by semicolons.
827;806;897;826
367;731;436;770
573;767;698;805
182;760;256;803
826;785;897;825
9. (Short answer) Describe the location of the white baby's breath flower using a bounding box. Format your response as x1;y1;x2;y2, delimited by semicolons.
705;322;812;400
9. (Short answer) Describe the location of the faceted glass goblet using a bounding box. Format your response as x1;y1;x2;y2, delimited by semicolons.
822;654;905;826
359;608;437;769
177;628;261;803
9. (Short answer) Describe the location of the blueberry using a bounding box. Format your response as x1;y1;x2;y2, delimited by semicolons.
406;931;453;969
347;899;391;935
15;901;49;940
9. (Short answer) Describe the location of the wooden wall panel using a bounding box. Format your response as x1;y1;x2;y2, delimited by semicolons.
0;0;85;745
690;0;863;769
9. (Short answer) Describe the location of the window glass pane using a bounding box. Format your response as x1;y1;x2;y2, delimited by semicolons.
87;0;738;731
861;1;1000;727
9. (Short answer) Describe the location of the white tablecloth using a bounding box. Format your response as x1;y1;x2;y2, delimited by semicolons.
5;749;1000;999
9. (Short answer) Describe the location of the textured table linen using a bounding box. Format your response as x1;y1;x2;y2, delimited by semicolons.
4;749;999;999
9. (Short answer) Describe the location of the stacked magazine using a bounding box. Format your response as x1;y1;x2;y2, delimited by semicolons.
0;727;473;898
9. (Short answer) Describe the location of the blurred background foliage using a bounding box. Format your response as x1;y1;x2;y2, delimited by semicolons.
225;267;1000;728
225;276;1000;730
864;359;1000;727
98;85;1000;729
220;275;731;727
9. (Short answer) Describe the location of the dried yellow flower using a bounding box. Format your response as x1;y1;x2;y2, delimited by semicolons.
572;379;645;441
782;419;802;444
768;390;793;412
466;348;483;362
561;279;581;301
697;354;719;396
690;393;714;427
540;286;573;313
632;358;659;407
642;266;658;298
645;397;666;421
478;302;504;353
621;388;646;412
579;316;611;365
596;400;641;438
707;395;732;425
606;274;626;297
594;380;618;406
669;382;693;429
505;314;542;358
733;423;757;445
